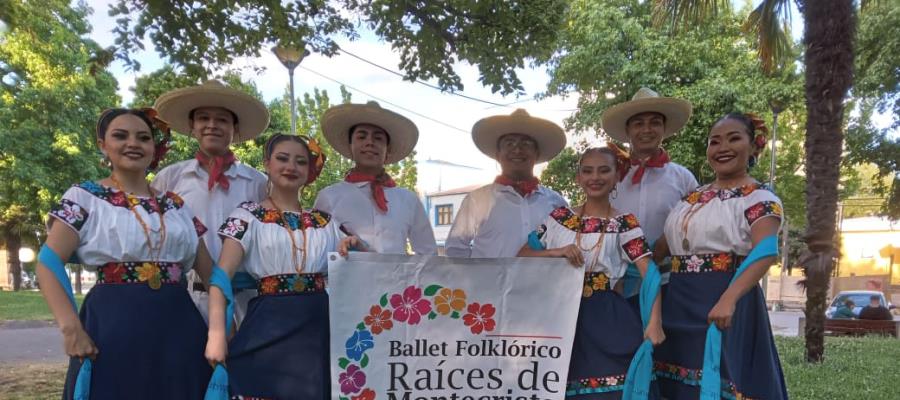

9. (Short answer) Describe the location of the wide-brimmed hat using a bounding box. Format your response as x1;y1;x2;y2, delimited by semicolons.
154;80;270;143
472;109;566;163
601;87;692;143
321;101;418;164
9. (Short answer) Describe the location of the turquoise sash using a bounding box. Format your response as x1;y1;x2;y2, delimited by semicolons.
699;235;778;399
622;259;661;400
204;265;234;400
38;245;92;400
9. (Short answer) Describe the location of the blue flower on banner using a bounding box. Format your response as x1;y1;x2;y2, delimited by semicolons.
345;329;374;361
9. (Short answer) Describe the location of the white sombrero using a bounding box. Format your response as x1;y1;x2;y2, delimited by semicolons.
154;80;270;143
472;109;566;163
321;101;418;164
601;87;692;143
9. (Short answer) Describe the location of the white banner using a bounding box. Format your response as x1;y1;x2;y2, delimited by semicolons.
328;253;583;400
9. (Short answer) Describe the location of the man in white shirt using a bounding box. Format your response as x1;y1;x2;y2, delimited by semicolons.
602;87;698;297
446;109;568;258
152;80;270;323
314;101;436;255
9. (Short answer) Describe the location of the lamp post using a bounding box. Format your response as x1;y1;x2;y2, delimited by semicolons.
768;99;786;307
272;43;310;135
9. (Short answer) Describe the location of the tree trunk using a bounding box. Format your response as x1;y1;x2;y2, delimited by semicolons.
74;265;82;295
3;232;22;291
798;0;855;363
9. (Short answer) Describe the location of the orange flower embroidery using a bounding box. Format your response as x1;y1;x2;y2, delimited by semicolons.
711;254;731;272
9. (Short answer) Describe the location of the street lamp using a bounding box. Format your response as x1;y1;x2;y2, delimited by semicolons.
768;99;787;307
272;43;310;135
768;99;785;190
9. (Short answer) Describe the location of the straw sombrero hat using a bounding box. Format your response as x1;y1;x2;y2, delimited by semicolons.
321;101;418;164
472;109;566;163
601;87;692;143
154;80;270;142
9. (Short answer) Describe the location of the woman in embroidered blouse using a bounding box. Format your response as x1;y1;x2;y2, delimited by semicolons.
518;147;664;399
37;109;214;399
653;113;787;399
205;134;359;399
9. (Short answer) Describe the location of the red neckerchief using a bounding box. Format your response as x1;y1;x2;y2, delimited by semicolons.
494;175;540;197
345;170;397;213
195;150;236;191
628;149;670;184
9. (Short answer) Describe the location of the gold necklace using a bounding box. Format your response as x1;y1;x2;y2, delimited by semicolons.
573;203;611;272
110;174;167;269
267;197;308;274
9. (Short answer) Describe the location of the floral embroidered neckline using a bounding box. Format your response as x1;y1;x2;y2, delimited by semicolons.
238;201;331;230
682;183;770;205
549;207;640;233
76;181;184;214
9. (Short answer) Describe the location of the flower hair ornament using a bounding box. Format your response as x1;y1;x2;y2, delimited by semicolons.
605;142;633;182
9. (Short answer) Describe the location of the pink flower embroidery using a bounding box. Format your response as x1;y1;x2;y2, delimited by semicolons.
686;256;703;273
339;364;366;394
463;302;497;334
700;190;717;203
390;286;432;325
167;265;182;282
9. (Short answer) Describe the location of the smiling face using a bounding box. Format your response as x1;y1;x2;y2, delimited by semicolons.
264;139;310;192
98;113;155;174
190;106;237;156
496;133;538;179
576;149;618;200
625;112;666;157
707;118;754;179
349;123;391;171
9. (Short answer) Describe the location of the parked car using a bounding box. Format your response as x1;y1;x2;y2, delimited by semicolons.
825;290;893;319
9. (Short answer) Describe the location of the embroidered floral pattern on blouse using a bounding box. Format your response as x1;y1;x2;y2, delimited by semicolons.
682;183;773;205
75;181;185;214
744;201;783;226
192;217;208;237
654;361;754;400
257;273;327;295
565;374;626;395
622;236;652;262
671;253;745;274
219;218;249;240
96;261;182;289
582;272;611;298
238;201;331;230
50;199;89;231
549;207;641;233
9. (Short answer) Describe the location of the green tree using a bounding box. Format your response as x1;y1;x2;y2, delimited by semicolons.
0;0;120;290
541;146;585;205
108;0;566;95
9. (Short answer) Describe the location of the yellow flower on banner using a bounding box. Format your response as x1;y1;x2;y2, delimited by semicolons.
435;288;467;315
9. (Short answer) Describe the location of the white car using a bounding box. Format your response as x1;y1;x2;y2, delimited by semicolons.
825;290;893;319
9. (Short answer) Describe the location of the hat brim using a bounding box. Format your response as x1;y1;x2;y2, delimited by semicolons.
601;97;692;143
321;104;419;164
472;115;566;163
154;86;270;143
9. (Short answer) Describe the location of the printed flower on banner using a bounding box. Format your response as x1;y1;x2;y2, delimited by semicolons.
345;330;374;361
364;305;393;334
686;256;703;273
463;302;496;334
390;286;432;325
434;288;467;315
339;364;366;395
352;389;375;400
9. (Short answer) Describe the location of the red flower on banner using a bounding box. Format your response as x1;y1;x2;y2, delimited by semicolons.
339;364;366;394
352;389;375;400
463;302;496;334
390;285;432;325
364;305;393;335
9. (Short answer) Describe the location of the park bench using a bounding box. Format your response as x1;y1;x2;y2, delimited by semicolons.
798;317;900;338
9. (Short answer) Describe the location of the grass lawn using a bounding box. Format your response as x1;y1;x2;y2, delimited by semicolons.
0;336;895;399
0;291;83;321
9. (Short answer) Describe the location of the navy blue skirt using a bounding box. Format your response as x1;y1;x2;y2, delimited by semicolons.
62;283;212;400
566;288;653;399
655;272;787;399
227;291;330;400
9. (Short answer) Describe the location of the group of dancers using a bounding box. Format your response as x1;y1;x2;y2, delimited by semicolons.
36;80;787;399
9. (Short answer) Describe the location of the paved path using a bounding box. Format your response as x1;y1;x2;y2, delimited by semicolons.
0;321;67;364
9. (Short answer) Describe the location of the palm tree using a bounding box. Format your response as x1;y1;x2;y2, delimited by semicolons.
652;0;855;362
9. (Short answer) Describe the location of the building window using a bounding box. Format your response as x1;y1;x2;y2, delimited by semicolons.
435;204;453;226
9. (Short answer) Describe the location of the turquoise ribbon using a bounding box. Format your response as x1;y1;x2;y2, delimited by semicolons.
623;259;661;400
204;264;234;400
230;271;256;291
38;245;91;400
699;235;778;399
527;231;545;250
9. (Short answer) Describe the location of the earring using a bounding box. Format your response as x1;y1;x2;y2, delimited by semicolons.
266;178;273;195
100;153;111;169
611;187;618;199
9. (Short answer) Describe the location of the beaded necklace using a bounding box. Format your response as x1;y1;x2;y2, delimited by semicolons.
573;202;612;272
267;197;308;274
110;175;166;283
